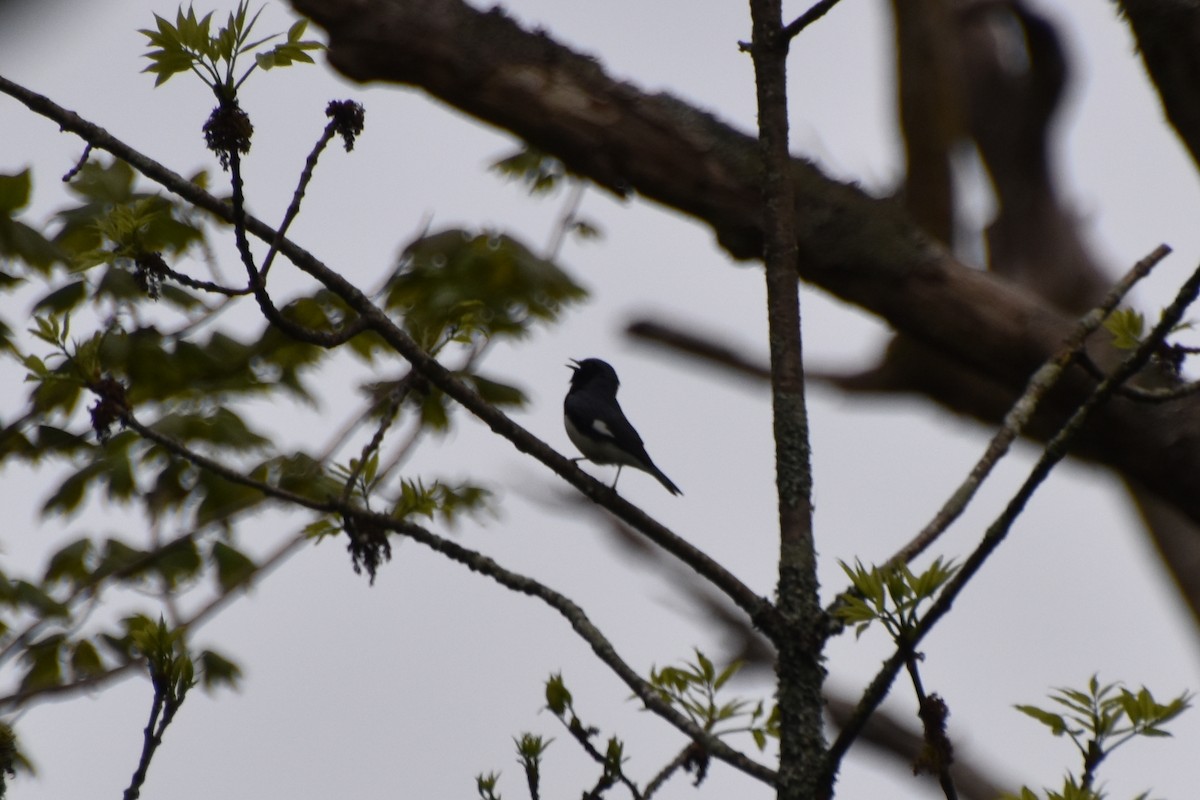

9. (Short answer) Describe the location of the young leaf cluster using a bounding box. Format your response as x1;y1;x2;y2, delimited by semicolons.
476;770;503;800
113;616;240;692
833;557;958;641
479;673;629;800
0;170;63;275
328;454;492;524
131;615;196;699
490;147;603;245
1103;306;1194;367
1103;308;1146;351
391;478;493;526
544;672;627;779
491;147;567;196
648;650;779;750
1005;675;1192;800
140;2;322;97
383;228;588;350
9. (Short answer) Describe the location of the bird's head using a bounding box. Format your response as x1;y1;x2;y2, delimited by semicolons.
567;358;620;393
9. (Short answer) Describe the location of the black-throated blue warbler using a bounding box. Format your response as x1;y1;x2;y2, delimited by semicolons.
563;358;681;495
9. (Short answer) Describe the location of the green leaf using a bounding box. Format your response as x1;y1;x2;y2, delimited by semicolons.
302;516;340;540
603;736;623;770
30;374;83;417
19;635;65;693
390;478;493;526
0;170;32;214
490;147;566;195
96;538;148;579
142;49;198;86
41;461;105;516
12;580;68;617
0;426;34;461
151;408;270;451
141;3;319;91
514;732;552;760
265;452;341;498
360;452;379;488
713;659;743;691
569;218;603;242
998;789;1041;800
69;640;105;679
1014;704;1068;736
194;472;264;527
911;557;957;598
384;228;587;347
459;372;527;407
64;159;136;205
152;538;203;589
833;596;876;626
1103;307;1145;350
35;425;91;457
0;216;64;270
211;541;257;591
129;614;175;661
198;649;242;690
43;538;94;585
476;771;501;800
545;673;572;717
158;283;203;310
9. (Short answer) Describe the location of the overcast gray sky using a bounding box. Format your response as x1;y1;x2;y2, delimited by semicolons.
2;1;1199;798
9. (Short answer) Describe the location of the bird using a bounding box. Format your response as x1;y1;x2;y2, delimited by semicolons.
563;358;682;495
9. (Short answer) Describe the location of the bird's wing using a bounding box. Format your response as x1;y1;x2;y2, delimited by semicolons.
565;393;649;454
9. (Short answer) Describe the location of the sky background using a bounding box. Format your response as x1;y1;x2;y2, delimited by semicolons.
2;1;1200;798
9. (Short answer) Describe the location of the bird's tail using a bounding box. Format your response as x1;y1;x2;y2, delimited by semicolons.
649;464;682;496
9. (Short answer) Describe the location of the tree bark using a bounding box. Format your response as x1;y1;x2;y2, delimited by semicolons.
746;1;825;797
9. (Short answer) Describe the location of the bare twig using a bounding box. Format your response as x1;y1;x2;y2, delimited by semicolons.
123;653;190;800
227;140;368;349
545;179;587;260
903;656;957;800
782;0;848;41
156;263;251;297
123;675;167;800
644;745;696;798
337;374;416;505
1075;350;1200;403
553;712;643;799
260;116;339;279
61;143;92;181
